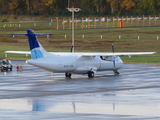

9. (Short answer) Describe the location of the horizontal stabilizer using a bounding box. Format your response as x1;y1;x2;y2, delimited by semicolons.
10;33;52;36
9;29;53;59
5;51;30;54
10;34;27;35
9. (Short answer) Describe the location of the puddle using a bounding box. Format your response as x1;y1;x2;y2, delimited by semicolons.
0;99;160;117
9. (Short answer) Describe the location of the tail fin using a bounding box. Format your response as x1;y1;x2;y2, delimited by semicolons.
27;29;52;59
11;29;52;59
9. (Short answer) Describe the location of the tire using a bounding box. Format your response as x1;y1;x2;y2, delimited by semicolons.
88;71;94;78
10;66;12;71
3;67;6;71
65;73;71;78
6;67;8;71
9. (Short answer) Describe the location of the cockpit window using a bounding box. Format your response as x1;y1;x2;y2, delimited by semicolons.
100;56;114;61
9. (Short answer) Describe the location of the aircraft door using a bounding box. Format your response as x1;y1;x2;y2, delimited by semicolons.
82;56;100;69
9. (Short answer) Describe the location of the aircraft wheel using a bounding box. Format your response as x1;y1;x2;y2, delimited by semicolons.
65;72;71;78
88;71;94;78
114;70;119;75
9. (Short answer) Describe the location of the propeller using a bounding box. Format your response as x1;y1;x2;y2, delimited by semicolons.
70;45;74;52
112;44;116;70
112;44;115;53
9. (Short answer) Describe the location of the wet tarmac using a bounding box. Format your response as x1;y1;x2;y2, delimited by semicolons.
0;60;160;120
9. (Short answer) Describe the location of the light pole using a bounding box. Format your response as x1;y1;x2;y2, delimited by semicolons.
68;0;69;8
67;7;81;52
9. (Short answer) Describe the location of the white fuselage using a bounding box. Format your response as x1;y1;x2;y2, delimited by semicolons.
26;55;123;74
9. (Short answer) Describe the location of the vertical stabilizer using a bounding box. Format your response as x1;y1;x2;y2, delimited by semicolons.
26;29;52;59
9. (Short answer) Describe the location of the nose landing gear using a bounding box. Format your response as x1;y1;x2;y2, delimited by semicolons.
114;70;119;75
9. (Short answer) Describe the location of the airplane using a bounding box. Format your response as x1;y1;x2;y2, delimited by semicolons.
5;29;156;78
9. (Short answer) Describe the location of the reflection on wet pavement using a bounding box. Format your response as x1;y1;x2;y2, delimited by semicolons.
0;60;160;119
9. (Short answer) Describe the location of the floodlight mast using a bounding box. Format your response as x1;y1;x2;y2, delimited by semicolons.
67;7;81;52
68;0;69;8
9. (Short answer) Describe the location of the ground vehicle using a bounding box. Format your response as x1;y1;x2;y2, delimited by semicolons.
0;59;12;72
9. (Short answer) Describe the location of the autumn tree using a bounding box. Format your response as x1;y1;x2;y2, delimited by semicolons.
121;0;135;10
0;0;159;16
0;0;10;13
81;0;93;13
10;0;20;14
43;0;56;14
138;0;156;13
106;0;123;14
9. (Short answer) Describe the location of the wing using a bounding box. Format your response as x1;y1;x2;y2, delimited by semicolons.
82;52;156;56
5;51;156;56
49;52;156;56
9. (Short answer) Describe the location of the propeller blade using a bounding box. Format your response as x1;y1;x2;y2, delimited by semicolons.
112;44;114;53
70;45;74;52
112;44;116;69
113;59;116;69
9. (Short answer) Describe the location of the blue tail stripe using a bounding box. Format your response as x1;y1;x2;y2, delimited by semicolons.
10;29;52;59
31;50;44;59
27;29;40;50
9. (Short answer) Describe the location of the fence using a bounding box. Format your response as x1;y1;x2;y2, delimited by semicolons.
56;15;160;30
2;15;160;30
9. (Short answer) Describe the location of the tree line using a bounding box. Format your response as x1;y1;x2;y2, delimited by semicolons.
0;0;160;16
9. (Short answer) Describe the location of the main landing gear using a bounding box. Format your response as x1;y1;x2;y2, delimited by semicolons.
65;70;118;78
88;71;94;78
65;71;94;78
65;72;72;78
114;70;120;75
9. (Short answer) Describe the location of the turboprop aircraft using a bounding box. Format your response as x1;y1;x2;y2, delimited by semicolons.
5;29;156;78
